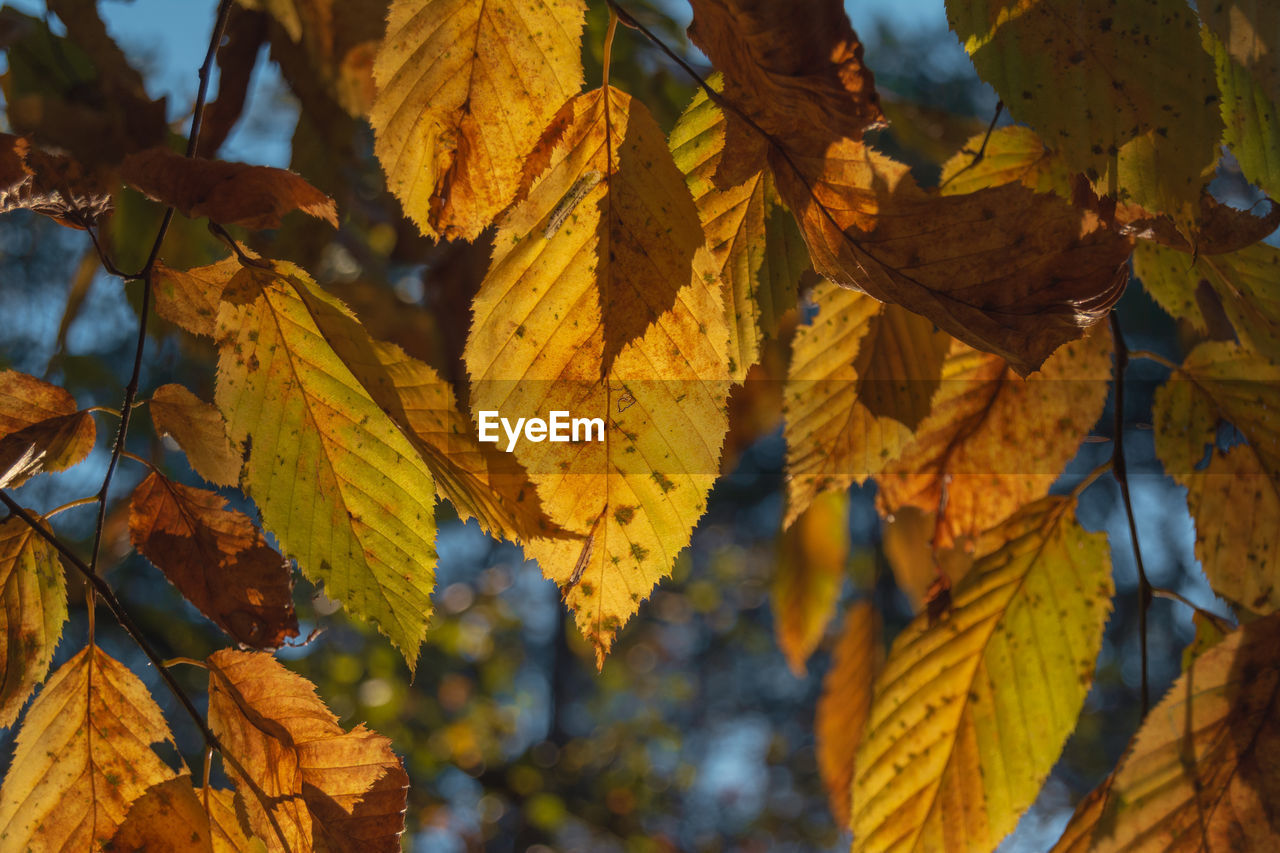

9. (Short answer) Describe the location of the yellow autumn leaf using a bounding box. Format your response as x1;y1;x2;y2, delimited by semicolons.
150;383;241;487
668;75;806;382
0;369;96;490
938;125;1071;197
876;328;1112;549
1153;342;1280;613
781;281;914;527
771;488;850;675
1135;241;1280;365
152;257;239;339
881;506;975;613
371;0;586;241
108;776;215;853
0;645;179;850
214;260;437;667
1051;613;1280;851
815;600;882;827
465;84;730;664
0;516;67;729
207;650;408;852
1203;0;1280;200
947;0;1221;217
852;496;1113;852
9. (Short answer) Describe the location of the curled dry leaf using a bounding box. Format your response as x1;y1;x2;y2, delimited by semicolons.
371;0;587;240
129;471;299;648
0;410;96;490
0;645;179;850
876;327;1112;550
1051;612;1280;851
150;383;242;487
0;132;112;226
120;146;337;230
815;600;881;827
853;497;1113;852
0;516;68;729
207;650;409;852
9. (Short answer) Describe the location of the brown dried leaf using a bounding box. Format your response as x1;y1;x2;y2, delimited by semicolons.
120;147;337;230
0;369;78;436
207;650;408;852
0;410;97;489
0;516;67;729
150;383;242;487
129;472;298;648
0;132;112;226
0;645;179;849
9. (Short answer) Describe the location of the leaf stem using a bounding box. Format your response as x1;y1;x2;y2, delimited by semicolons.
1128;349;1178;370
1110;310;1152;718
1150;588;1232;634
43;495;99;518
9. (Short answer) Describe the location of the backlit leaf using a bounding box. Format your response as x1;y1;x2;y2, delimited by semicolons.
0;410;96;490
465;85;729;663
207;650;408;852
108;776;215;853
214;260;437;667
0;132;111;225
881;506;975;614
0;369;80;437
815;600;882;826
938;126;1071;198
150;383;241;487
947;0;1222;217
1051;613;1280;851
1203;0;1280;200
668;76;805;382
0;645;178;850
876;327;1112;549
120;147;338;230
852;496;1113;852
129;471;299;648
152;257;240;339
772;489;850;675
371;0;586;241
0;516;67;729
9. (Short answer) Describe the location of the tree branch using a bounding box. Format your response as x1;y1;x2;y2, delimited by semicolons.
87;0;236;577
1110;310;1152;717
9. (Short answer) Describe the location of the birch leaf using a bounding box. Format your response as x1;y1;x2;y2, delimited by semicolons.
150;383;241;487
207;650;408;853
0;516;67;729
371;0;586;241
876;327;1112;550
214;261;437;668
852;497;1113;852
0;645;178;850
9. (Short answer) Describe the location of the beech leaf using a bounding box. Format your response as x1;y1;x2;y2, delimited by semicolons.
0;645;179;850
120;146;338;230
371;0;587;241
207;650;409;852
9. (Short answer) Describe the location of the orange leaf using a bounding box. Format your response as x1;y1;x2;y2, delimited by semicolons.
149;383;241;487
0;369;79;436
129;472;298;649
876;327;1112;549
815;600;882;827
120;147;337;230
0;411;96;489
772;489;850;675
152;257;240;339
207;650;408;852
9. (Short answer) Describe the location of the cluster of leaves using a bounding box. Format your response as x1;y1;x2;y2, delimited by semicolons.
0;0;1277;849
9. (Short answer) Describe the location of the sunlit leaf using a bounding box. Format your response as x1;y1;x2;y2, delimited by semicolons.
108;776;215;853
120;147;338;230
150;383;241;487
207;650;408;852
0;645;179;850
1051;613;1280;851
214;261;437;667
853;496;1113;852
938;126;1071;198
816;600;881;827
129;471;298;648
0;516;67;729
669;75;806;382
152;257;240;339
772;489;850;675
876;328;1112;549
0;410;96;489
371;0;586;240
881;506;975;614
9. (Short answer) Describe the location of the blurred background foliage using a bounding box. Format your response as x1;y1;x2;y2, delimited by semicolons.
0;0;1245;849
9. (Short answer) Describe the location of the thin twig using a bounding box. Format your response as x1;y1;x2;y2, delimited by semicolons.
86;0;236;578
1110;310;1153;718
